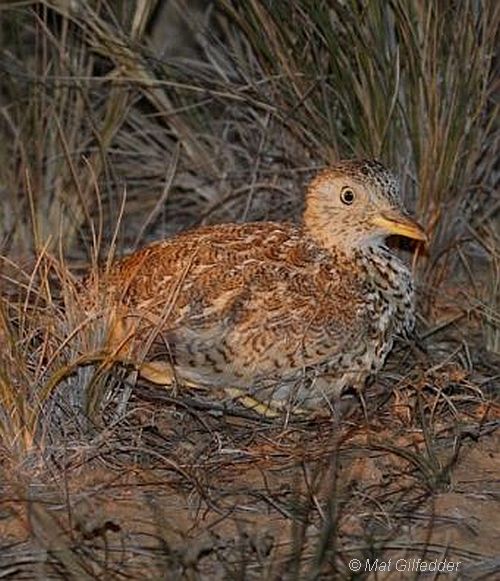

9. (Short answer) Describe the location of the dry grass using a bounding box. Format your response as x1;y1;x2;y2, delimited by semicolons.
0;0;499;579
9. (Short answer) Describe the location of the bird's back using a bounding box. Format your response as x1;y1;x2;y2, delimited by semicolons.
96;221;369;392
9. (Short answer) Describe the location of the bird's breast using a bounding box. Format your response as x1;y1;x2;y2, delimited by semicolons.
358;248;416;355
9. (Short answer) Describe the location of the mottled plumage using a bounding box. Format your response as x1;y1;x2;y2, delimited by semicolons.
88;160;426;415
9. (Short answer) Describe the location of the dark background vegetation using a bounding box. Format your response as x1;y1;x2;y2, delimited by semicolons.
0;1;498;579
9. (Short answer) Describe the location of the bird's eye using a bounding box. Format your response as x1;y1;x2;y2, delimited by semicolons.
340;188;355;205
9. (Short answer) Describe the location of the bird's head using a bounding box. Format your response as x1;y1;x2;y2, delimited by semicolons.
303;159;427;254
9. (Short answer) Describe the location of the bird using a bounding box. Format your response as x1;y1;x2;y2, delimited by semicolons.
87;159;426;416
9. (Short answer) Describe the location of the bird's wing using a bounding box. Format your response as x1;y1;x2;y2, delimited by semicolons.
135;260;367;386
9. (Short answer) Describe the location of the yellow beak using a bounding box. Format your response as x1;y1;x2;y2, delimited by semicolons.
373;210;427;243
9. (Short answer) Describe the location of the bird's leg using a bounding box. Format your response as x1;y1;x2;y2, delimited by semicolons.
138;360;176;386
137;360;209;395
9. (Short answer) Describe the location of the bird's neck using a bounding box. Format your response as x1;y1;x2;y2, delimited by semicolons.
355;245;416;335
355;245;411;287
302;212;360;257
